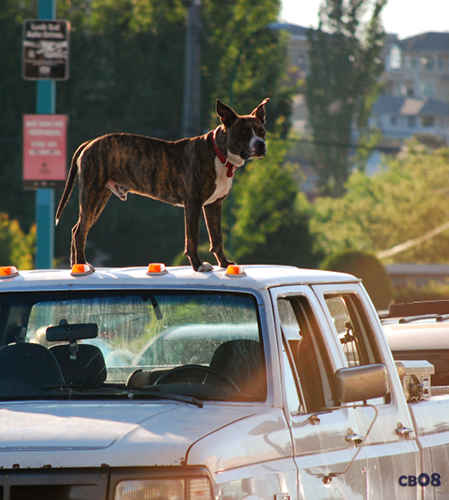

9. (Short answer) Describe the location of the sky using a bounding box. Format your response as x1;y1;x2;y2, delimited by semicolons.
280;0;449;39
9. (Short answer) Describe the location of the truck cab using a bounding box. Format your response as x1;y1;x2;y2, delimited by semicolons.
0;264;444;499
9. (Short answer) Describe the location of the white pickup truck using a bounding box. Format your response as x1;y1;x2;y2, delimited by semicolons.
0;263;446;500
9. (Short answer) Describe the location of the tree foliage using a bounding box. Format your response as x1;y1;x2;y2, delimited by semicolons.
310;140;449;264
1;0;295;267
305;0;386;196
226;138;320;268
0;214;36;269
322;250;392;309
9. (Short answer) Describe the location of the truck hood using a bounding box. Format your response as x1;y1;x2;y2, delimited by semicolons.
0;400;256;468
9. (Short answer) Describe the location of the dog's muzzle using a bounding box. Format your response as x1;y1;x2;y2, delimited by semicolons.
249;136;266;158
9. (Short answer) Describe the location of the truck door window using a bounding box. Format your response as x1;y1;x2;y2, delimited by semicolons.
325;294;380;367
278;297;333;412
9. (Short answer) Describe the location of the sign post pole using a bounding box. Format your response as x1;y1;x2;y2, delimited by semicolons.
36;0;55;269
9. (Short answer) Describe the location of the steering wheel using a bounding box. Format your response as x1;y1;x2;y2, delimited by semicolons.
154;364;240;392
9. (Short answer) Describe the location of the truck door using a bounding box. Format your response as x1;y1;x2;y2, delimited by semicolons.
271;285;370;499
311;282;421;499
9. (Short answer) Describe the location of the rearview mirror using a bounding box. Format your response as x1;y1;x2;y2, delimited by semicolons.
335;363;387;404
46;320;98;342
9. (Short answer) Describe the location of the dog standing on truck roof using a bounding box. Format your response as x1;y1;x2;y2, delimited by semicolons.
55;98;269;272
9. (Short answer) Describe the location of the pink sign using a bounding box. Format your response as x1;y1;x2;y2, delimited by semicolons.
23;114;67;186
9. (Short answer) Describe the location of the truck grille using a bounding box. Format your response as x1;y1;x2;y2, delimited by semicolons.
0;468;108;500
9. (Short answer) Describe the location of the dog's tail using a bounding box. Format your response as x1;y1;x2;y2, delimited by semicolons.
55;140;90;226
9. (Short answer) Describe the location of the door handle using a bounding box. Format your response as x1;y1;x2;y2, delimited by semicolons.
345;428;363;445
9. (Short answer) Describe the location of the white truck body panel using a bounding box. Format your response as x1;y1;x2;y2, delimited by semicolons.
0;264;447;499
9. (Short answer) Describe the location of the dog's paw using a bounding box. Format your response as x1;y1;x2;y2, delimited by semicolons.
197;262;214;273
218;260;235;268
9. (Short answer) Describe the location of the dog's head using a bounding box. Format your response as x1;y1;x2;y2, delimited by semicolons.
216;98;270;166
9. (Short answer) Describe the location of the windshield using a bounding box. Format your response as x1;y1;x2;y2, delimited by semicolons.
0;290;265;402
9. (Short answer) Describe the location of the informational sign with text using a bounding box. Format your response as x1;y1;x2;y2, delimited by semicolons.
23;114;68;189
23;20;70;80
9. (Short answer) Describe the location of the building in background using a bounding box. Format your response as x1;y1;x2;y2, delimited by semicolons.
368;95;449;143
384;32;449;103
279;24;449;189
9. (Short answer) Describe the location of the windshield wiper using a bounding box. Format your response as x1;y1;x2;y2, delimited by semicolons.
127;388;203;408
42;384;203;407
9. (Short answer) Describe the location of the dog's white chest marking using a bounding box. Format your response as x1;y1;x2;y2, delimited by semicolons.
204;157;235;206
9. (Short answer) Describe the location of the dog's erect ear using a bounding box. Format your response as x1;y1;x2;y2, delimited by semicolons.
216;100;238;128
251;97;270;123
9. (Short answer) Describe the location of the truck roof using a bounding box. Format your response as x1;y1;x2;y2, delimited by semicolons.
0;264;358;292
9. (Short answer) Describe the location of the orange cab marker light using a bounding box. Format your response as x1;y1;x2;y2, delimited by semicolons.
71;264;94;276
0;266;19;279
147;263;167;275
225;264;245;277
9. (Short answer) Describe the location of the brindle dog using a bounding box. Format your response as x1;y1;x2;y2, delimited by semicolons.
55;98;269;272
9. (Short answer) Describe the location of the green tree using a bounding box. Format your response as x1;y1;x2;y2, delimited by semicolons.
0;214;36;269
226;137;320;267
201;0;295;136
0;2;36;231
305;0;386;196
310;140;449;263
1;0;294;268
0;0;293;267
322;250;392;309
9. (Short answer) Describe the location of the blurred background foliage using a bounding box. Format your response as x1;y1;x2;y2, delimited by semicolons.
2;1;449;306
1;0;299;268
310;142;449;263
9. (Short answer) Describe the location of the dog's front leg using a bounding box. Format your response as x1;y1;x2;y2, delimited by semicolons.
203;199;235;269
184;201;213;272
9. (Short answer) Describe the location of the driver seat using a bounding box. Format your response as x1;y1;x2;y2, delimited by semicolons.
210;339;266;399
0;342;64;391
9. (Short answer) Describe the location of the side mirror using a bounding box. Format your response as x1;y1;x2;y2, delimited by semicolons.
335;363;387;404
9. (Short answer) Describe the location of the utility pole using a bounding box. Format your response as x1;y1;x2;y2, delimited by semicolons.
36;0;55;268
182;0;201;137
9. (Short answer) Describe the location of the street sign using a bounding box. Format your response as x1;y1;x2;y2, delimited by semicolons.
23;19;70;80
23;114;68;189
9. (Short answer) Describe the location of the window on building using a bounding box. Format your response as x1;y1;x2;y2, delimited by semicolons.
389;45;401;70
421;115;435;127
423;56;434;71
421;81;435;97
407;116;417;127
390;115;397;126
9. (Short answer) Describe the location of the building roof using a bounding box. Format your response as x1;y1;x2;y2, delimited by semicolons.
273;22;311;38
371;95;405;115
372;95;449;117
400;32;449;52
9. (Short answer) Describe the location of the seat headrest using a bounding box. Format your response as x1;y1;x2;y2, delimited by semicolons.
0;342;64;390
210;339;266;398
50;343;106;387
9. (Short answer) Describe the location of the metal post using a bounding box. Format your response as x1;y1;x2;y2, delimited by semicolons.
35;0;55;269
182;0;201;137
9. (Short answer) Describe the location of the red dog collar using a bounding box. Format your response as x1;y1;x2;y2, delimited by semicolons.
210;128;236;178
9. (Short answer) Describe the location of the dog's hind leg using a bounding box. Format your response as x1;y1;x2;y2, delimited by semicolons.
203;199;235;268
71;189;111;266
